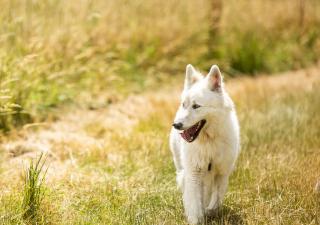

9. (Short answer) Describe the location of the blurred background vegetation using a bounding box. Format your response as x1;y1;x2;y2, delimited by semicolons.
0;0;320;131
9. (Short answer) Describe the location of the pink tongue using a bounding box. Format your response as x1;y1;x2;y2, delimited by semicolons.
181;130;191;141
180;123;197;141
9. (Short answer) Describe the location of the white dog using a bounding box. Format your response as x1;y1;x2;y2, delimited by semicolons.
169;64;240;224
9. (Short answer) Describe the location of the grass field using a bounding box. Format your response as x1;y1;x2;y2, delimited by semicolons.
0;67;319;224
1;0;320;224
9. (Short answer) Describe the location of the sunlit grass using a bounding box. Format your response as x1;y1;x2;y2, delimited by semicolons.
1;71;319;224
22;153;47;222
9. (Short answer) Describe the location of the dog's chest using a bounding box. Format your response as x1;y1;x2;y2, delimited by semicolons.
182;140;226;172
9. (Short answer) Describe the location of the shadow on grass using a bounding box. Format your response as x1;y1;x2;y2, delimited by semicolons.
204;205;244;225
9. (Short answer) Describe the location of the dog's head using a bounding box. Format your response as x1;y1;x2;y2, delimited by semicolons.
172;64;232;142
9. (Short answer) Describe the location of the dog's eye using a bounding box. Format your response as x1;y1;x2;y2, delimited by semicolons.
192;104;201;109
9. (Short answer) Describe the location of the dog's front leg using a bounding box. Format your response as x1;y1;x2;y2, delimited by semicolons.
205;182;218;213
176;169;185;190
216;174;229;207
183;170;204;224
205;173;230;214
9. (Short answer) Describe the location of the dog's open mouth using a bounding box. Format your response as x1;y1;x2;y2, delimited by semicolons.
180;120;206;142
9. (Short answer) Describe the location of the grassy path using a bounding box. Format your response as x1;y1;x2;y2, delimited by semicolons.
0;66;320;224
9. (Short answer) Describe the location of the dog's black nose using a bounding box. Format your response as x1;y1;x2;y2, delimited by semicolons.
172;122;183;130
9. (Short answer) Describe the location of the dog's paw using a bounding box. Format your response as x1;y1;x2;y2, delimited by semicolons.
205;199;220;215
187;213;204;225
204;207;213;216
205;206;217;216
186;205;204;224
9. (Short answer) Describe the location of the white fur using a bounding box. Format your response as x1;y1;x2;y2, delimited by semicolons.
169;64;240;224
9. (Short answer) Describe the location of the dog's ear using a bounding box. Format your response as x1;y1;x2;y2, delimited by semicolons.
184;64;202;90
207;65;223;91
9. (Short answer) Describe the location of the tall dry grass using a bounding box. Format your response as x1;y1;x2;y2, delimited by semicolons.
0;0;319;129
